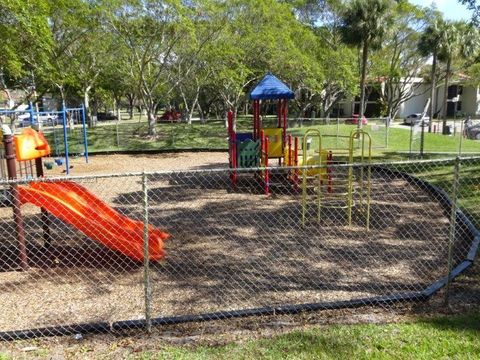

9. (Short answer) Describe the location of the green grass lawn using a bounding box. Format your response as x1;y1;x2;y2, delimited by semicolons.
7;120;479;359
154;313;480;360
43;119;480;157
44;120;229;155
0;312;478;359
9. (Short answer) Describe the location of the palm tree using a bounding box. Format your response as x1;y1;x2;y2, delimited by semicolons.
438;21;479;134
340;0;394;128
418;17;444;133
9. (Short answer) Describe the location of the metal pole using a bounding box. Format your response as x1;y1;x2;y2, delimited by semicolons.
62;102;70;175
29;102;35;128
81;103;89;163
385;116;390;149
4;132;28;270
142;172;152;332
458;118;465;157
420;118;425;157
444;156;460;307
336;117;339;148
409;123;413;158
35;158;52;249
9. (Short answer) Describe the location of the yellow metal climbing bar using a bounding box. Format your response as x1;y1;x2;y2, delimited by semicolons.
301;129;322;227
347;129;372;230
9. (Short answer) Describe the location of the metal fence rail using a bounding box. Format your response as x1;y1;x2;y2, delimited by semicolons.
0;157;478;340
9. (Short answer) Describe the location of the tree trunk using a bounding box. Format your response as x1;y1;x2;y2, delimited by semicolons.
84;86;93;128
147;103;157;136
428;52;437;133
358;41;369;129
182;96;191;124
442;58;451;135
126;94;135;119
197;102;205;124
188;98;197;124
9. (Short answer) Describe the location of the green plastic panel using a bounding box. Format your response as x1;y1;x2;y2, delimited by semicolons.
237;140;260;168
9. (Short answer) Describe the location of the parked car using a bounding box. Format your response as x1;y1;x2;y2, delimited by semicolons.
18;113;59;127
464;118;480;140
403;113;430;126
345;114;368;125
96;111;118;121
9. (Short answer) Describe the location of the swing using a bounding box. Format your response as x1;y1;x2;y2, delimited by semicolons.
51;116;65;166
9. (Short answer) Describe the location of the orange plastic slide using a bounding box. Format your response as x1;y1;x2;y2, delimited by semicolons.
18;181;169;261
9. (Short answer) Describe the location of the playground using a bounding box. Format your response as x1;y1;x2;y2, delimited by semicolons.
0;164;457;333
0;74;477;340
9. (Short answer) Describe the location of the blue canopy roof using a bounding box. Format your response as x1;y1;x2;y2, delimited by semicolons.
249;73;295;100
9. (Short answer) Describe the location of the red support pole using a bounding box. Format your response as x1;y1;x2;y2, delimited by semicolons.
288;135;292;167
277;99;282;128
227;110;234;136
283;101;288;146
253;101;257;140
4;133;28;270
294;136;299;190
264;136;269;195
254;100;260;140
260;130;269;195
232;132;237;186
256;101;259;139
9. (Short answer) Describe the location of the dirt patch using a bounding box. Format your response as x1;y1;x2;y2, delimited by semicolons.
43;152;227;176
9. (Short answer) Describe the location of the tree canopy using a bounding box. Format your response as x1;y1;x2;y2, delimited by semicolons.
1;0;479;133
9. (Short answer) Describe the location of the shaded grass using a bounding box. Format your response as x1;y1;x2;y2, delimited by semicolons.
134;312;480;359
44;120;229;155
391;158;480;228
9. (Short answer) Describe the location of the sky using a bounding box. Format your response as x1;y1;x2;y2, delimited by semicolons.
409;0;473;21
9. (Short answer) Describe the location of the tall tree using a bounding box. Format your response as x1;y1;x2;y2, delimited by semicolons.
418;15;444;132
106;0;195;136
340;0;394;127
372;1;428;120
0;0;52;107
459;0;480;25
437;21;479;134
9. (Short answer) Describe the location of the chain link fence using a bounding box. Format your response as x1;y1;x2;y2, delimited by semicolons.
30;115;479;157
0;157;478;340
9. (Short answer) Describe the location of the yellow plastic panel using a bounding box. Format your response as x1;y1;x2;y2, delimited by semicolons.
14;128;51;161
298;151;328;177
263;128;283;158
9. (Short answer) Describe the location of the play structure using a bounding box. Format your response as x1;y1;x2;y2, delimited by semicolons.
3;126;168;268
227;73;372;228
0;103;89;175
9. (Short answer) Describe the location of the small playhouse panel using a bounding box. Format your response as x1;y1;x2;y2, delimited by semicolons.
262;128;283;158
237;140;261;168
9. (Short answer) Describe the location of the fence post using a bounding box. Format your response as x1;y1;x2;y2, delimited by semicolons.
336;117;339;148
35;158;52;249
444;156;461;306
142;172;152;332
458;119;465;156
61;102;70;175
116;107;120;148
385;116;390;149
409;124;414;158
